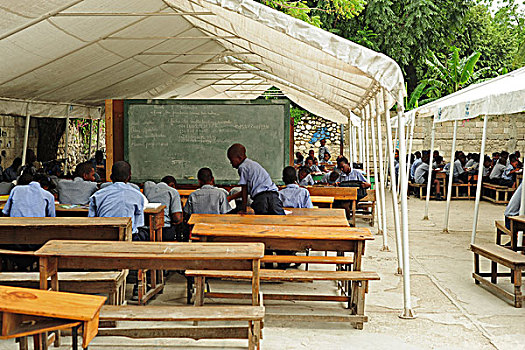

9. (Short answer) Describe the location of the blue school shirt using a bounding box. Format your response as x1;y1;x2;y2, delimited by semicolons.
278;184;313;208
88;182;144;233
298;174;315;186
502;164;515;181
410;158;422;178
337;169;367;183
237;158;278;197
2;182;55;217
57;177;98;205
505;183;522;217
184;185;232;215
143;181;182;227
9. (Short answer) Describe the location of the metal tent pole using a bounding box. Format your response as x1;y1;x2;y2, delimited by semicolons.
376;94;389;251
519;154;525;246
383;89;403;274
63;106;71;175
364;108;371;181
353;126;358;163
370;101;386;249
88;118;93;161
443;120;458;233
406;114;415;180
21;103;30;168
397;93;415;320
358;122;364;165
471;116;488;244
96;119;101;151
423;120;436;220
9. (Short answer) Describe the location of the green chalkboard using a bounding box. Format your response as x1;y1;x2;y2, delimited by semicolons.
123;99;290;183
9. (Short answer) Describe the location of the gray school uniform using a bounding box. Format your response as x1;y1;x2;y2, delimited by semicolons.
57;177;98;205
489;163;506;180
414;163;429;184
184;185;231;215
143;181;182;227
299;174;315;186
504;183;522;217
238;158;278;197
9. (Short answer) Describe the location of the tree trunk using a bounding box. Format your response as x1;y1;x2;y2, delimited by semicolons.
404;62;418;97
36;118;67;162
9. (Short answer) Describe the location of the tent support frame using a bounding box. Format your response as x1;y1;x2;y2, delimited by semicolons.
443;120;458;233
471;116;488;244
424;120;436;220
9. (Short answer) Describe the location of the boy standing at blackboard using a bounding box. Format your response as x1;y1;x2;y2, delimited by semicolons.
227;143;284;215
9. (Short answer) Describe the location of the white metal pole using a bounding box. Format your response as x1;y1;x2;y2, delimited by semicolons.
443;120;458;233
406;114;415;180
353;126;358;164
365;107;371;181
96;119;101;151
21;103;30;169
397;93;415;319
358;123;364;165
471;116;488;244
519;154;525;246
376;94;389;250
88;118;93;161
64;106;71;175
370;102;386;249
383;89;403;274
424;120;436;220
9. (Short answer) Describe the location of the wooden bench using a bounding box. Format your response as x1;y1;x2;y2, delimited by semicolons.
0;271;127;305
471;243;525;307
356;190;376;226
482;183;515;204
188;213;349;227
186;269;379;329
495;220;511;246
98;304;264;350
450;183;475;199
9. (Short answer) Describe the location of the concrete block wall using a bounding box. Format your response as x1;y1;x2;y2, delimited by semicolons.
294;114;341;159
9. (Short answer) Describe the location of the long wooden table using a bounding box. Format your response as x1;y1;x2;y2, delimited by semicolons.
53;204;166;304
284;208;347;218
36;240;264;347
188;213;349;227
0;285;106;350
0;217;132;244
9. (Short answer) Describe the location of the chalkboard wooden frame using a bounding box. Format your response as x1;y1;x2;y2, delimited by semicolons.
120;99;292;184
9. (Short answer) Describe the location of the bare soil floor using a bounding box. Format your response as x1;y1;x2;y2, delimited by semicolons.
2;195;523;349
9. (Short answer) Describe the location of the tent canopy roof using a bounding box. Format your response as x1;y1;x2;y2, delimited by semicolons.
0;0;405;122
406;67;525;123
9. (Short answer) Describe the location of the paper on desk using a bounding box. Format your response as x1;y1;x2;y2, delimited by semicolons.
145;202;162;209
284;210;292;215
229;200;236;210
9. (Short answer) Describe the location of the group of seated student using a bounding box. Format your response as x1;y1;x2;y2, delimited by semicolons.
293;139;334;172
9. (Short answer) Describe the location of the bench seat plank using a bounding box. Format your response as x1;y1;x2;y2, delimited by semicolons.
100;305;264;322
186;270;379;281
471;243;525;267
261;255;353;264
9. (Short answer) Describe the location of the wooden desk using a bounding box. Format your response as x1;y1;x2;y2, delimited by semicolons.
0;285;106;349
0;217;131;244
36;240;264;306
307;187;358;201
508;216;525;252
310;196;335;208
54;205;166;304
188;213;349;227
284;208;346;218
177;189;195;197
192;223;372;271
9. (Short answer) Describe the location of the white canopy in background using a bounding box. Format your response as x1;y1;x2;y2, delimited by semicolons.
0;0;405;123
405;67;525;123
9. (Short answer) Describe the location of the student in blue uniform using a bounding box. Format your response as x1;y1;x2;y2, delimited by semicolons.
504;183;522;229
278;166;313;208
143;175;183;241
57;161;98;205
298;167;315;186
336;157;370;187
89;161;145;239
184;168;231;216
227;143;284;215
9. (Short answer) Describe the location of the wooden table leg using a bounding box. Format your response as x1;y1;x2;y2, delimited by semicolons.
252;259;260;306
351;200;356;227
514;269;522;308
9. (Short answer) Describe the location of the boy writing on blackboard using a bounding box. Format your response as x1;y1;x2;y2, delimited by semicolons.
227;143;284;215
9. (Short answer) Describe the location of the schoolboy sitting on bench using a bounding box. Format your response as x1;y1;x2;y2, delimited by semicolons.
279;166;313;209
184;167;232;216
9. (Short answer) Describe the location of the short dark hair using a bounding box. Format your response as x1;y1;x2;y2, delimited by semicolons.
75;161;94;178
11;157;22;168
414;151;421;158
282;166;297;184
305;156;314;163
509;154;517;163
34;173;55;190
17;170;33;185
501;151;509;158
161;175;176;186
197;168;213;183
110;161;131;182
329;170;340;181
337;156;349;165
227;143;246;158
298;166;310;176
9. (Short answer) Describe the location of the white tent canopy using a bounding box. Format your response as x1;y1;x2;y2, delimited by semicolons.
406;67;525;123
0;0;405;123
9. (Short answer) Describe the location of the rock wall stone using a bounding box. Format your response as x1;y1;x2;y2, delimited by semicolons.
294;114;342;159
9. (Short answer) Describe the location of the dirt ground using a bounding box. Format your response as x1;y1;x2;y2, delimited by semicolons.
2;195;523;350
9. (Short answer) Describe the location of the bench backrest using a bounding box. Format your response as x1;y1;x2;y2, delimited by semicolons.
307;186;358;200
0;217;132;244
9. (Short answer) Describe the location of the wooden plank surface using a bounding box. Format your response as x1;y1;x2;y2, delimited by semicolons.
100;305;264;321
192;223;372;241
471;243;525;265
0;271;123;283
509;216;525;225
36;241;265;260
188;213;348;227
0;285;105;321
54;205;165;215
307;187;358;200
177;189;195;197
0;217;130;227
310;196;334;204
186;269;380;281
284;208;346;218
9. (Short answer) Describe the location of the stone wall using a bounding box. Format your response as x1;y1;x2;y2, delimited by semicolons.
0;114;105;172
294;114;341;159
